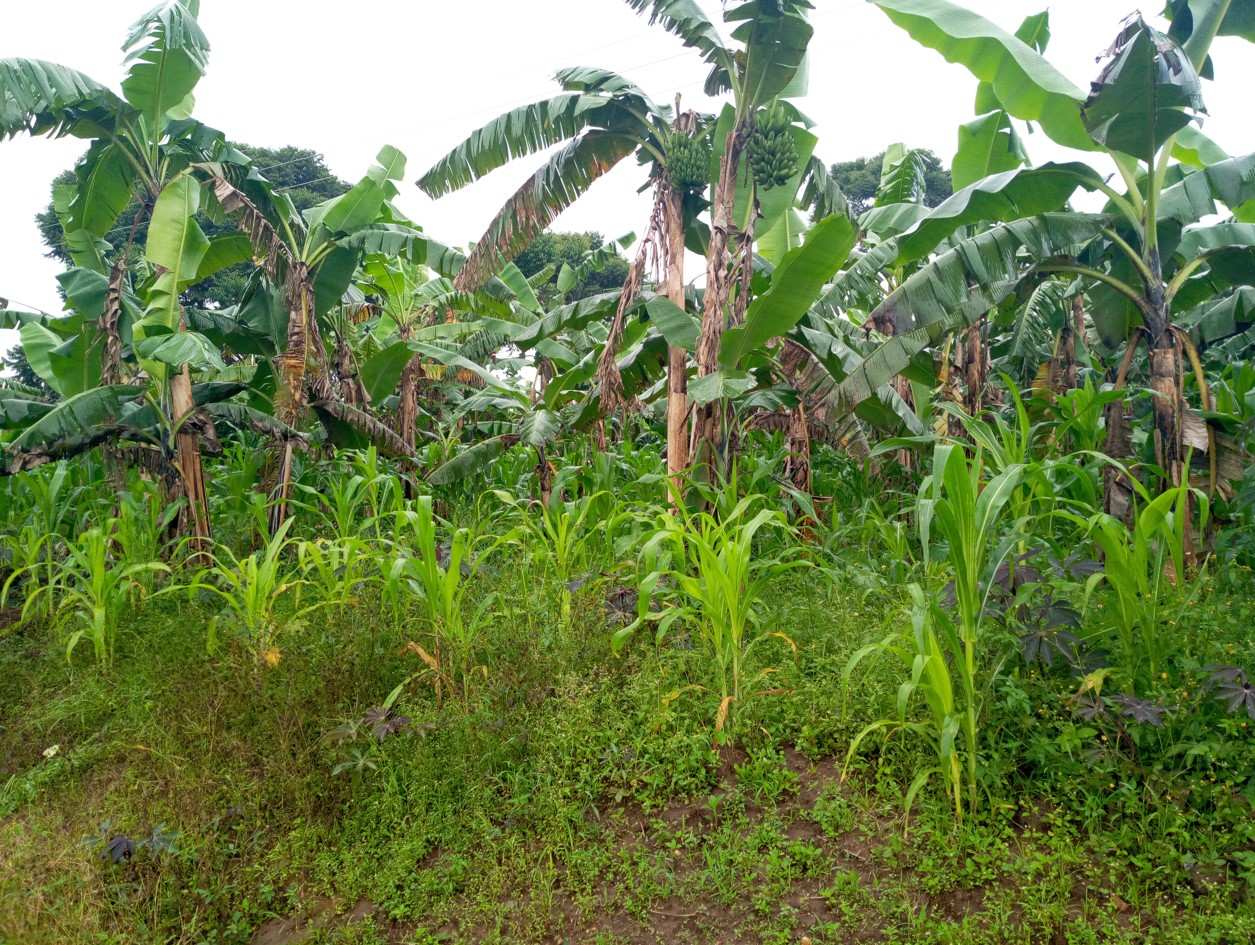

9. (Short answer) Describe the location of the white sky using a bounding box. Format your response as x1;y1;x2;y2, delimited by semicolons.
2;0;1254;337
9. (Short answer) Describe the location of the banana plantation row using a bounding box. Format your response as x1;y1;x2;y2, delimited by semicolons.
0;0;1251;539
2;4;1255;939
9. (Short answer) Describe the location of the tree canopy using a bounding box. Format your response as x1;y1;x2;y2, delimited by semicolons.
513;231;630;305
829;148;953;218
35;144;351;311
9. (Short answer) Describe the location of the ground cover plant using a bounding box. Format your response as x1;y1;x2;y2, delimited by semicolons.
1;1;1255;943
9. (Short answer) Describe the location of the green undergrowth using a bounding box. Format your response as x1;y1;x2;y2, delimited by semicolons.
1;554;1252;945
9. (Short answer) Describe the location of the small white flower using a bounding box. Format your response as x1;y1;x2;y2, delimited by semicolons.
42;744;60;759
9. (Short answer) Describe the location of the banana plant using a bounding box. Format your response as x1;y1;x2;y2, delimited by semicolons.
426;347;589;506
1;175;260;542
394;239;671;488
838;0;1255;496
626;0;818;481
361;258;436;449
356;252;520;452
0;0;243;543
418;65;679;293
193;144;443;530
644;211;911;490
418;61;710;491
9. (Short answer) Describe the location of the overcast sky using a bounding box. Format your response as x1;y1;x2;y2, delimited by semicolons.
3;0;1254;335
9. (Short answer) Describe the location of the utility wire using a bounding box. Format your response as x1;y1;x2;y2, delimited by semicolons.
49;5;866;248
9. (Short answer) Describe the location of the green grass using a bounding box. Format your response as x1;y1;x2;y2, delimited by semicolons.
1;548;1253;945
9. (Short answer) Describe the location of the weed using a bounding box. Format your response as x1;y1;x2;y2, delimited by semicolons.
24;521;172;668
616;487;809;737
192;518;315;669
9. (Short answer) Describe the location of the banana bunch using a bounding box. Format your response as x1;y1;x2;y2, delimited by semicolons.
665;132;710;192
746;103;798;191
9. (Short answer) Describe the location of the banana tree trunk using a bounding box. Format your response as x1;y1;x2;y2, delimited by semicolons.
1101;337;1141;520
1145;294;1196;567
1149;326;1185;487
689;125;748;486
398;356;421;446
961;317;987;416
396;350;423;499
101;260;128;494
893;376;915;473
663;183;688;507
334;335;370;409
1053;295;1083;392
1148;322;1196;574
776;341;832;501
536;444;553;507
102;261;126;386
785;401;811;495
397;324;422;452
170;363;211;552
723;225;757;469
276;265;313;426
268;265;314;534
1143;239;1186;490
666;346;688;495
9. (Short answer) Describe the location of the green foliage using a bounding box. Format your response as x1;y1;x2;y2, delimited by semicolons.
36;144;350;310
392;495;514;708
115;478;179;596
616;484;809;737
490;488;624;623
847;442;1024;822
298;536;375;618
0;439;1252;942
1076;476;1210;682
718;212;857;369
845;586;967;821
1;525;57;622
828;148;952;218
2;0;1255;938
416;71;657;290
1;340;56;398
869;0;1094;151
295;462;395;541
193;519;314;667
1083;15;1206;166
25;520;171;669
512;231;629;305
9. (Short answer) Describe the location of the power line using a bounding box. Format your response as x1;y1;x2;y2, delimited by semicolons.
30;17;702;245
48;5;870;249
77;49;708;246
220;24;689;180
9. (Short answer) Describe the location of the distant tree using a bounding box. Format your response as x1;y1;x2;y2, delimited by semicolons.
513;231;629;306
829;149;953;218
35;143;350;310
1;344;53;398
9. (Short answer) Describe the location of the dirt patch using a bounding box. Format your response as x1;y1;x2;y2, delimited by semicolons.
251;897;375;945
798;757;842;806
0;606;28;632
716;743;748;787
